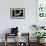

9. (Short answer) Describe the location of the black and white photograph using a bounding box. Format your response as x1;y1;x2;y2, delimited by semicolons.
10;8;25;19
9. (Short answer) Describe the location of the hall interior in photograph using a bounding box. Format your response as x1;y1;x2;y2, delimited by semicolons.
0;0;46;46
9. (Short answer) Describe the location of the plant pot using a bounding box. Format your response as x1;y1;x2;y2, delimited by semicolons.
37;39;45;44
40;39;45;43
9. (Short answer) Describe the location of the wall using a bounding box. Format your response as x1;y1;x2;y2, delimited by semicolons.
0;0;36;42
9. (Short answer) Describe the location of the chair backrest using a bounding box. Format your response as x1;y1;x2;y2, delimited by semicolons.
11;27;18;34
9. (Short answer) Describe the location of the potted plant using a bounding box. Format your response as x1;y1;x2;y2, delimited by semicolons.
33;32;46;43
32;24;46;43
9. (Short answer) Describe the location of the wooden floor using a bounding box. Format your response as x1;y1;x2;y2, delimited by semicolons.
0;42;46;46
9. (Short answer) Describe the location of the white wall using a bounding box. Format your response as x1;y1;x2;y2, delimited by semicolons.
0;0;36;42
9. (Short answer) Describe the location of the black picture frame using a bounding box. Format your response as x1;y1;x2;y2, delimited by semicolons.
10;8;25;19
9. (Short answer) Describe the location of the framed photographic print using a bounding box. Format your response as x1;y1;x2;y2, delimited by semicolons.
37;0;46;18
10;8;25;19
36;0;46;26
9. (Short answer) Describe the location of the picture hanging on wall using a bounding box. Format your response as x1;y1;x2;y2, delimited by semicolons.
10;8;25;19
37;0;46;18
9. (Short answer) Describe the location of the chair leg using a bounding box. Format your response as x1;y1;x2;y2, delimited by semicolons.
4;33;7;46
4;41;7;46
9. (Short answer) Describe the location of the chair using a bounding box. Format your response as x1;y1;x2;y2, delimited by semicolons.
18;33;30;46
4;27;19;46
4;33;18;46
